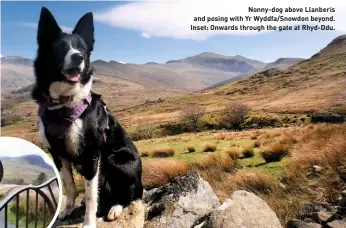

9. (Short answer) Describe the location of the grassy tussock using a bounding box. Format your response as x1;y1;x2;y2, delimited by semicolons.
253;140;261;148
186;145;196;153
224;148;242;160
142;159;188;188
202;143;217;152
231;170;279;194
189;153;235;173
148;146;175;158
140;151;150;157
241;145;254;158
260;143;290;163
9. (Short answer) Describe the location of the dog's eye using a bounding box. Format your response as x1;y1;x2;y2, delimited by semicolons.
79;45;85;51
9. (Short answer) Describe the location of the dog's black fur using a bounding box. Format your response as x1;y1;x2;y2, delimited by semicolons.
32;7;143;220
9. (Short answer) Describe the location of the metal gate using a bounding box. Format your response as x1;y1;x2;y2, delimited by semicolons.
0;177;59;228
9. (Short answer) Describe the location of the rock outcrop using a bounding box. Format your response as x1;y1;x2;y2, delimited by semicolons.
53;172;283;228
143;172;220;228
287;199;346;228
197;190;283;228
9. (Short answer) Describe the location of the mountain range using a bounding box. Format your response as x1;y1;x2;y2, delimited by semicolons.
0;155;55;184
1;52;302;94
117;34;346;123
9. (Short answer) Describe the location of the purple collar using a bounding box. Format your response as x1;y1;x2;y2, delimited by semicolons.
38;93;92;138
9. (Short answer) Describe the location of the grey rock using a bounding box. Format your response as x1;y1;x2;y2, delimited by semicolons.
201;190;283;228
341;190;346;198
312;165;323;173
298;204;331;219
287;219;322;228
143;172;220;228
326;219;346;228
312;211;334;223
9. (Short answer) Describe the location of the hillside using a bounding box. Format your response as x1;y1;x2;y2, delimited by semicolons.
205;57;305;90
0;155;55;184
1;56;35;92
117;34;346;124
264;57;305;70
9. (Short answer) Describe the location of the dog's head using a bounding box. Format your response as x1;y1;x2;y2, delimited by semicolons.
33;7;94;103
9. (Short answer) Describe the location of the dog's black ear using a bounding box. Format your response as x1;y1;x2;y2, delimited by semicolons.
37;7;62;46
73;12;94;52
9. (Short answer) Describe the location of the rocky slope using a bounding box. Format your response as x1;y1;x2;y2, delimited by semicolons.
53;172;283;228
264;57;305;70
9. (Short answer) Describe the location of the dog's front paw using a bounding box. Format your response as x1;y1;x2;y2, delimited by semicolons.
58;207;74;220
107;205;123;221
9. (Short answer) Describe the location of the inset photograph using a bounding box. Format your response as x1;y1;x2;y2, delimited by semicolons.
0;137;62;228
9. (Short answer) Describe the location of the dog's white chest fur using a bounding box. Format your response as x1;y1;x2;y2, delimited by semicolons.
38;117;83;154
65;118;83;154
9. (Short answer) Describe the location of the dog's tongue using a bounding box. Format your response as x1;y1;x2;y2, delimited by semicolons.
66;72;80;82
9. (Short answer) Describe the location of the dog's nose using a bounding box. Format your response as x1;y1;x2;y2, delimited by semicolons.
71;53;84;63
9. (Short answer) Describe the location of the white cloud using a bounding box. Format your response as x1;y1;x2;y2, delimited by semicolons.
141;32;151;38
0;137;55;167
20;22;73;33
94;0;346;40
60;26;73;33
0;54;2;58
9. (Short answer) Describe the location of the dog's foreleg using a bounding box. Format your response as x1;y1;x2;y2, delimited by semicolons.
83;160;99;228
58;158;77;220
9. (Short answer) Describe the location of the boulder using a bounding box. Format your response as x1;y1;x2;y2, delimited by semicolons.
143;171;220;228
200;190;283;228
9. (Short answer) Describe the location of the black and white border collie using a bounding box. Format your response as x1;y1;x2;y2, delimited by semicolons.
31;7;143;227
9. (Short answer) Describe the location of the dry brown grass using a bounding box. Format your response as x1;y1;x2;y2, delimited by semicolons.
253;140;261;148
140;151;150;157
292;124;346;170
241;145;254;158
224;147;242;160
279;134;298;145
231;170;279;194
213;133;227;140
189;153;235;173
142;159;188;188
148;146;175;158
282;123;346;204
260;143;290;163
186;145;196;153
202;143;217;152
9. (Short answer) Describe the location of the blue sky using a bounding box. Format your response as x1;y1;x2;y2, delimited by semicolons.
1;1;345;64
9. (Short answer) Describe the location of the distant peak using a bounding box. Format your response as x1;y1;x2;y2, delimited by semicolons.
327;34;346;47
145;62;159;65
199;52;218;55
2;56;31;60
196;52;229;58
92;59;108;64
